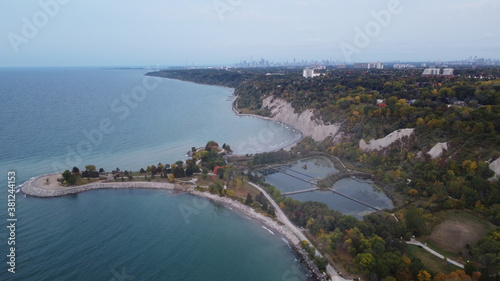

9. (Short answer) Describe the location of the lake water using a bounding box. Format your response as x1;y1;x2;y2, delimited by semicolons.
0;68;307;280
261;157;394;219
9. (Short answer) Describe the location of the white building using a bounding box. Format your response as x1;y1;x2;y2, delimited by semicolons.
303;68;321;78
422;68;454;76
443;68;454;76
370;62;384;69
422;68;441;75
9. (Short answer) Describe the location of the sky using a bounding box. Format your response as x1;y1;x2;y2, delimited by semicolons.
0;0;499;67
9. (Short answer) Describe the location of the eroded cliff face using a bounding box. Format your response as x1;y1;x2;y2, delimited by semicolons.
427;142;449;159
489;157;500;180
262;96;341;142
359;128;415;152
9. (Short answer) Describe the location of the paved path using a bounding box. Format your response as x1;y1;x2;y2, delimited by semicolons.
406;239;464;268
249;182;350;281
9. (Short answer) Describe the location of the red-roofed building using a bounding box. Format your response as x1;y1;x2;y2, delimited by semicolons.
377;103;387;108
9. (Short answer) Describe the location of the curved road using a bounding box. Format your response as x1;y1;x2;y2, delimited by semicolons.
249;182;350;281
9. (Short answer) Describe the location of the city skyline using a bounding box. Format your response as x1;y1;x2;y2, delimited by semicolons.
1;0;499;67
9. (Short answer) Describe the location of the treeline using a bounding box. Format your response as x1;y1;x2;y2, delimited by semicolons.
281;197;488;281
252;150;294;165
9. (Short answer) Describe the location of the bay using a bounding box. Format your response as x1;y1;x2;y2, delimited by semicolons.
0;68;307;281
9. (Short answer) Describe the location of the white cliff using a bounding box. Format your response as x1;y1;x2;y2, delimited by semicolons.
427;142;448;159
262;96;341;142
359;128;415;152
489;157;500;180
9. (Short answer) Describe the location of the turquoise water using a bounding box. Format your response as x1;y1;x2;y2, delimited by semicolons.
0;68;307;280
1;68;301;179
262;157;393;219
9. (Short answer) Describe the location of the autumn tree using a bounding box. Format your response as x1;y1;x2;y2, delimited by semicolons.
417;270;431;281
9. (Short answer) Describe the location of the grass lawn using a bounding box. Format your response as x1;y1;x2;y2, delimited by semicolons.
407;244;459;275
421;210;496;261
74;177;102;185
232;182;261;198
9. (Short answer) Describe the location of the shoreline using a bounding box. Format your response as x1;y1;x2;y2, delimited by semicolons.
19;76;340;280
230;95;304;151
20;174;328;280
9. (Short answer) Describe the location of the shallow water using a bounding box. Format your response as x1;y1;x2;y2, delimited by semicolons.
261;157;393;219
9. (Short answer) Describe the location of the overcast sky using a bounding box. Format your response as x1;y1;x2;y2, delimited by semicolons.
1;0;499;67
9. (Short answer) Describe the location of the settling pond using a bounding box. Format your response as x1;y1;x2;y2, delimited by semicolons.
260;157;393;219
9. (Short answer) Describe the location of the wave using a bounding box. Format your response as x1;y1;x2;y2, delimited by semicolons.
261;226;275;235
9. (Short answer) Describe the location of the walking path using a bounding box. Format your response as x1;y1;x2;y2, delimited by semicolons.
406;239;464;269
249;182;350;281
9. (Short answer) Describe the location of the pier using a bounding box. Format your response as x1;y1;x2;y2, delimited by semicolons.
329;188;381;211
268;166;318;185
282;188;319;195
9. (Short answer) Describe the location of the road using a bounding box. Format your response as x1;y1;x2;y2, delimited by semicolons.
249;182;350;281
406;239;464;269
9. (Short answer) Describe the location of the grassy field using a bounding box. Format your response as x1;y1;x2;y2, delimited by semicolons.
407;244;459;275
421;210;496;261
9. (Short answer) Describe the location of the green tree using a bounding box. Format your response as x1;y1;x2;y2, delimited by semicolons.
405;208;426;236
85;165;96;171
245;193;253;205
355;253;375;274
62;170;76;185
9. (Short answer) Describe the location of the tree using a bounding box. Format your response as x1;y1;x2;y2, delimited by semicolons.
205;140;218;151
62;170;71;181
72;166;80;175
245;193;253;205
405;208;426;236
408;188;419;197
355;253;375;274
409;257;424;280
433;273;448;281
209;181;224;195
156;165;163;175
99;168;105;173
85;165;96;172
472;227;500;275
464;262;477;277
417;270;431;281
62;170;76;185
